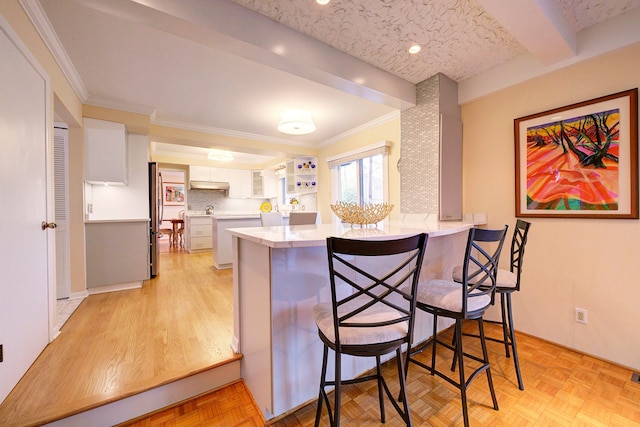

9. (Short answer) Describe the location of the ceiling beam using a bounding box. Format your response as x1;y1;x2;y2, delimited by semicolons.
81;0;416;110
477;0;576;65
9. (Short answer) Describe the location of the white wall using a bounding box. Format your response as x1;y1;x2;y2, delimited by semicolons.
462;42;640;370
85;133;149;220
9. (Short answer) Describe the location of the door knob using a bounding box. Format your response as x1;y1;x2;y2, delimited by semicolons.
41;221;57;230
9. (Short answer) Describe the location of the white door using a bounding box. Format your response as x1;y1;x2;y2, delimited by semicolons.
0;19;54;403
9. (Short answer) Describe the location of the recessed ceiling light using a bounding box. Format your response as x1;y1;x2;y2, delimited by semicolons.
316;0;330;4
408;44;422;54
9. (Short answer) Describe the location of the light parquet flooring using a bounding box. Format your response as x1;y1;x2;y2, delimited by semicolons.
123;322;640;427
0;245;236;427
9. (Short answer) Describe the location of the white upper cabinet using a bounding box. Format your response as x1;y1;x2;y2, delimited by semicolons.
84;118;127;184
252;169;278;198
189;165;229;182
251;170;263;198
227;169;252;198
189;165;210;181
262;169;278;199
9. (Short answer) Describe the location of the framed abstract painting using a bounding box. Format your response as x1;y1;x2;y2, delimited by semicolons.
163;182;185;206
515;88;638;219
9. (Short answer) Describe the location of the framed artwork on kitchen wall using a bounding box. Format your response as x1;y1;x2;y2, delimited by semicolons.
515;88;638;219
163;182;185;206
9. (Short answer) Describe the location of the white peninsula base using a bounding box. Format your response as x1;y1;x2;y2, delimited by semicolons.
229;221;471;420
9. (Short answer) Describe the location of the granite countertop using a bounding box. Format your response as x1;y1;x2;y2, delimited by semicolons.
226;220;472;249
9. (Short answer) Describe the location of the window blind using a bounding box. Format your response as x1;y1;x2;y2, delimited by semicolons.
326;140;390;169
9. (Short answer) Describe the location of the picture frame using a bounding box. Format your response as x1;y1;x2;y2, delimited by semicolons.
515;88;638;219
163;182;185;206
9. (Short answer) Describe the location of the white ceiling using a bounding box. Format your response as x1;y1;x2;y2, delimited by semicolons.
32;0;640;163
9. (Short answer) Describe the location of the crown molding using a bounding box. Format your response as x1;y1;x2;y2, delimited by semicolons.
319;110;400;148
19;0;89;101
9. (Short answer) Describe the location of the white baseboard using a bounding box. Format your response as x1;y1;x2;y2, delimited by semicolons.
68;291;88;300
86;281;142;295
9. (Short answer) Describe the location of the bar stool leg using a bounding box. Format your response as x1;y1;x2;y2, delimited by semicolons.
375;355;386;422
478;318;499;410
505;293;524;390
314;345;329;427
454;320;470;427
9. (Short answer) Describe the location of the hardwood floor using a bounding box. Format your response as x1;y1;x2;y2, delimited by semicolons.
122;323;640;427
0;243;236;427
2;238;639;426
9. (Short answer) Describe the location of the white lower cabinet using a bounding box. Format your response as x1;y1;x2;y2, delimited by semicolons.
185;216;213;252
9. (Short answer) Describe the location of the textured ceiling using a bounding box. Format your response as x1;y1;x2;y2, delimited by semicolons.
232;0;640;83
31;0;640;162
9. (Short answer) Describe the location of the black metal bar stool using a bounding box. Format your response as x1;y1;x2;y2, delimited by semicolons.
452;219;531;390
314;233;428;427
404;226;508;427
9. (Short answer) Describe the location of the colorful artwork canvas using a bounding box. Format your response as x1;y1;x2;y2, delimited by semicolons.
164;183;185;205
515;89;638;219
525;109;620;211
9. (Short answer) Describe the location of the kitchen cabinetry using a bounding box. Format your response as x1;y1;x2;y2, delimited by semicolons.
251;170;263;197
189;165;229;182
85;220;149;289
84;118;127;184
185;215;213;252
252;169;278;198
227;169;252;198
286;157;317;194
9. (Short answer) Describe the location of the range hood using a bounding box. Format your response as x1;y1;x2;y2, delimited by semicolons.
189;180;230;191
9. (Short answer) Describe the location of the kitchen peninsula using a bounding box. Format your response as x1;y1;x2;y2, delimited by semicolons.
227;220;473;420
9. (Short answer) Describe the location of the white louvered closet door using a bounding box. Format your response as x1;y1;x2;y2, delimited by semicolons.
54;124;70;299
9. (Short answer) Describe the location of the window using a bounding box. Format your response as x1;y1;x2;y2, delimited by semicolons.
328;141;390;208
336;154;384;205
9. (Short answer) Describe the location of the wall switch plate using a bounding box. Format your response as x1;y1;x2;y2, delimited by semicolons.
575;308;588;324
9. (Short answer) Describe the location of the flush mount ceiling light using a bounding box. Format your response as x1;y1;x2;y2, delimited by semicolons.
316;0;330;4
208;149;234;161
277;109;316;135
408;44;422;54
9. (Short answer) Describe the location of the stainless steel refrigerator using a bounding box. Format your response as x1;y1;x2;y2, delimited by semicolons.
149;162;163;277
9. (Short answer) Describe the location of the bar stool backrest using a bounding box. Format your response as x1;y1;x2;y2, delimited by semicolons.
325;233;428;351
460;226;509;316
510;219;531;291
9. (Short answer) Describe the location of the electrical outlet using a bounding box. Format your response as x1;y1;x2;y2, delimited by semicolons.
575;308;588;324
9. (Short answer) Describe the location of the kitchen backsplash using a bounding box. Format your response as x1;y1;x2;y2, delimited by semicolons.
187;189;317;214
188;190;259;212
